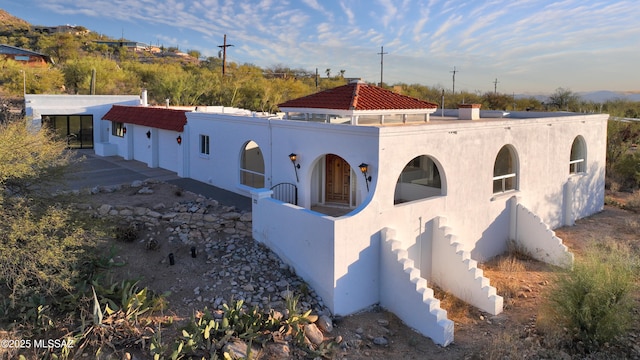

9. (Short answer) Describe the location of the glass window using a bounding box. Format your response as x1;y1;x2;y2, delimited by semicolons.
111;121;125;137
395;155;443;204
493;145;517;193
569;136;586;174
200;134;210;155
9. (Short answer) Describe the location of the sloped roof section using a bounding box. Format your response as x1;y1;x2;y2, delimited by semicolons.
278;81;438;111
102;105;187;132
0;44;54;64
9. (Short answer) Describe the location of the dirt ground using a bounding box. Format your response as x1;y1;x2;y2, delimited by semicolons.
82;183;640;359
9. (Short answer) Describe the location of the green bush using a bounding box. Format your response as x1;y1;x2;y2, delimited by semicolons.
540;244;637;349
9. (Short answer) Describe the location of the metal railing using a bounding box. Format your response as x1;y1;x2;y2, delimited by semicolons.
270;182;298;205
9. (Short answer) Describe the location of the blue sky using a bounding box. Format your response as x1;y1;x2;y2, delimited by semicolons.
3;0;640;94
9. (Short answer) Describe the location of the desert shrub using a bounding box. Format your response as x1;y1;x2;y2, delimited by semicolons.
538;244;637;350
625;189;640;211
114;223;139;242
612;152;640;190
0;120;86;308
607;120;640;191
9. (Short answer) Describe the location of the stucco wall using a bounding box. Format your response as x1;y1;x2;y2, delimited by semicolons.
251;190;336;309
373;114;607;265
191;111;606;317
24;95;141;144
187;114;271;197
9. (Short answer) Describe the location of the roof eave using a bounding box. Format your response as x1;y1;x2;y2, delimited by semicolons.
279;107;437;116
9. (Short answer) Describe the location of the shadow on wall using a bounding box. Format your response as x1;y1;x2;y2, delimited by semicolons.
537;162;604;229
469;161;605;263
472;202;511;262
567;161;606;224
406;217;435;281
333;233;380;316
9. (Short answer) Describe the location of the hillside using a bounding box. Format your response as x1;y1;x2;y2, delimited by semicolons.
0;9;30;33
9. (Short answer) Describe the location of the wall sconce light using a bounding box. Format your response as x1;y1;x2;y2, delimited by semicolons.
176;135;182;145
359;163;372;191
123;126;127;134
146;130;151;139
289;153;300;182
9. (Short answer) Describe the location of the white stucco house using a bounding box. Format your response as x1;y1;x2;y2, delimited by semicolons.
25;81;607;346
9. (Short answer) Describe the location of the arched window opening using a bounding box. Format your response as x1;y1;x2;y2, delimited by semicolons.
569;136;586;174
395;155;443;204
240;140;265;188
493;145;517;193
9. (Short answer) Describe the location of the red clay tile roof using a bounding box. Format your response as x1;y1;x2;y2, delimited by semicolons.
102;105;187;132
278;82;438;111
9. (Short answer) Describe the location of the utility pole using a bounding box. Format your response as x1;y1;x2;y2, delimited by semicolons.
378;46;388;87
20;70;26;95
450;66;458;94
493;78;499;94
218;34;234;76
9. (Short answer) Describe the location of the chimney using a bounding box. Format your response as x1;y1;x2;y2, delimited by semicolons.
141;89;148;107
458;104;481;120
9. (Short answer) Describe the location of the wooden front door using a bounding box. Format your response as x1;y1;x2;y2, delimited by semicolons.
325;154;350;204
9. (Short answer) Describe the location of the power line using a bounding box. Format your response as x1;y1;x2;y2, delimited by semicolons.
493;78;499;94
378;46;388;87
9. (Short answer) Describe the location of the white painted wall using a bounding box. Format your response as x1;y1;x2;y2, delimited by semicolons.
24;94;140;146
251;189;336;309
253;114;604;317
158;129;183;174
187;114;271;196
374;114;607;265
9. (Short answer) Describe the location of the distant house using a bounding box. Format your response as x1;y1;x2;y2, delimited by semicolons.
24;81;607;347
32;25;89;35
94;40;149;52
0;44;53;66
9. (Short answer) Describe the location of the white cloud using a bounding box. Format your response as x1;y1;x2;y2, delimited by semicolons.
376;0;398;27
339;1;356;25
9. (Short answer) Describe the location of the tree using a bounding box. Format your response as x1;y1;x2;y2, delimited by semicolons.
548;87;581;111
37;32;80;63
0;119;85;307
62;57;133;95
481;92;512;110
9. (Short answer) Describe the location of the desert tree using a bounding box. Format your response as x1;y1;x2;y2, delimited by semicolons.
0;119;85;308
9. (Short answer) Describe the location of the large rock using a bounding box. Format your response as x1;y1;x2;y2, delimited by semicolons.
317;314;333;333
221;212;241;220
222;339;257;360
304;323;324;345
97;204;112;216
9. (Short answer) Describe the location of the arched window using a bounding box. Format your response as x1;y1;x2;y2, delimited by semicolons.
395;155;443;204
240;140;265;188
493;145;517;193
569;136;586;174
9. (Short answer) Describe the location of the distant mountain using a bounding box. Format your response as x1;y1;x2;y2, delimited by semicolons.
576;91;640;103
516;90;640;103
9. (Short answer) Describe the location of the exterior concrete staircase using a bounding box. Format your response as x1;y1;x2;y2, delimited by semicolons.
380;228;454;347
512;201;574;268
432;217;503;315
